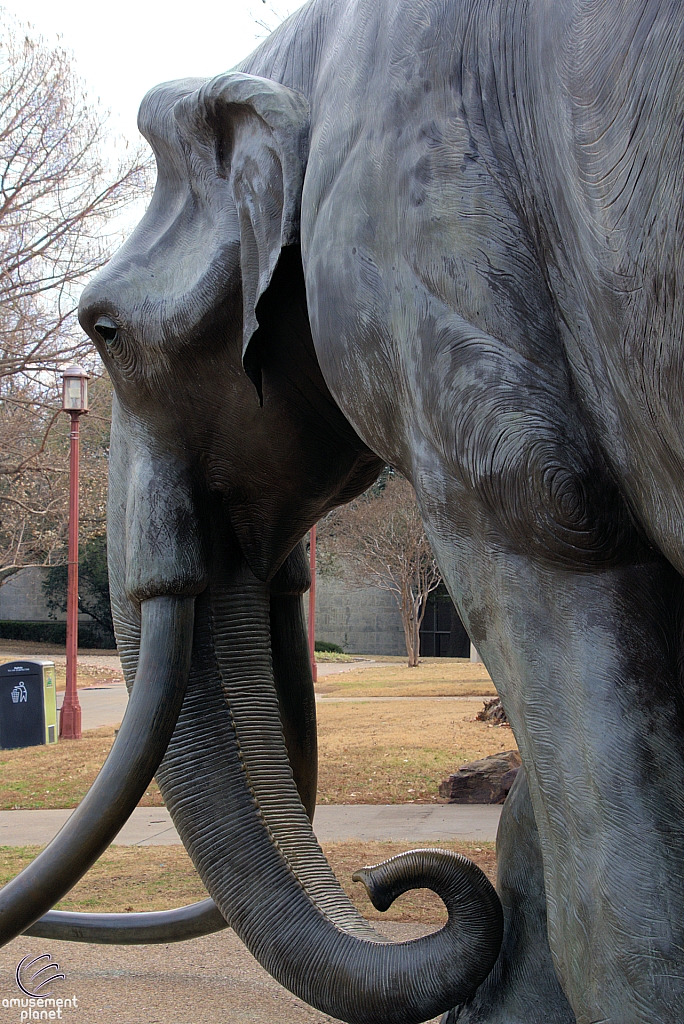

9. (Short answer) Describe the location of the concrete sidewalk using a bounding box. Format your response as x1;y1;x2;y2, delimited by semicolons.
57;684;129;731
0;803;501;846
0;923;442;1024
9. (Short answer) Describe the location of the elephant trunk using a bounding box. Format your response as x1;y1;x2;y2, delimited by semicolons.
25;549;319;947
0;596;194;944
156;567;503;1024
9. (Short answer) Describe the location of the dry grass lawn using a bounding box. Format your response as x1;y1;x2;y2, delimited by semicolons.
54;659;123;692
0;694;515;808
2;661;123;694
51;663;124;692
317;698;515;803
0;840;495;923
0;727;162;809
316;657;496;698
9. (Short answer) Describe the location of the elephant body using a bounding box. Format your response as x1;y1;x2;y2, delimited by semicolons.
5;2;684;1024
241;7;684;1018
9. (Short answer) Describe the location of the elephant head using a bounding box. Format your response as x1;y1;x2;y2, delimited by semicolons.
0;72;504;1024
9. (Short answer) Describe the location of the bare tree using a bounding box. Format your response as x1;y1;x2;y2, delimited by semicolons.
0;14;150;584
0;374;111;583
318;473;442;667
0;17;149;382
249;1;294;37
0;379;66;581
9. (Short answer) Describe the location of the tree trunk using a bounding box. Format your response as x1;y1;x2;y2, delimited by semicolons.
399;587;420;667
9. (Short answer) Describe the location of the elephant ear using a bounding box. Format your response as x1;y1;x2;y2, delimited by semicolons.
136;72;310;381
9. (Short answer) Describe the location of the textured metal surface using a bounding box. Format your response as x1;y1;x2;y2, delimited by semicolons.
152;572;502;1023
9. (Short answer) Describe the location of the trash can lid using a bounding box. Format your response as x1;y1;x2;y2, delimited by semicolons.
0;660;55;675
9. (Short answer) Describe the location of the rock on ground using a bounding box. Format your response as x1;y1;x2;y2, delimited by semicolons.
440;751;521;804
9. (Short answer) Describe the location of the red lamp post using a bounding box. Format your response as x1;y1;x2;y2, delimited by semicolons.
308;525;317;683
59;365;89;740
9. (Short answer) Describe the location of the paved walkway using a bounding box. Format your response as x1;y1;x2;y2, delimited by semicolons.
57;685;129;731
0;804;500;846
0;923;443;1024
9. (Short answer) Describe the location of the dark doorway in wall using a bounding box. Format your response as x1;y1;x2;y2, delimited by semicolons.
420;584;470;657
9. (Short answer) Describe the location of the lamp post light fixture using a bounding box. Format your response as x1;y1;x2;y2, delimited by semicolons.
59;365;89;740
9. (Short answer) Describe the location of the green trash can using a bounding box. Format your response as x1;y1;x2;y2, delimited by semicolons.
0;660;58;749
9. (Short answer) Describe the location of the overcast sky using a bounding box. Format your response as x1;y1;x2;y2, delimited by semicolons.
2;0;293;142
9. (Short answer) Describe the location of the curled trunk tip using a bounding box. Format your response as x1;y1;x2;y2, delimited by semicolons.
352;848;499;918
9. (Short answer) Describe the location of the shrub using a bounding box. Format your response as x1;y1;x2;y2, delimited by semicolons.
315;640;344;654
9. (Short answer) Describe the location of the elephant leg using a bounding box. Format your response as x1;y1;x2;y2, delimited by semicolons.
420;500;684;1024
444;768;575;1024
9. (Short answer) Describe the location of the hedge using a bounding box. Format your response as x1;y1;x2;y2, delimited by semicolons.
0;620;115;649
314;639;344;654
1;621;342;654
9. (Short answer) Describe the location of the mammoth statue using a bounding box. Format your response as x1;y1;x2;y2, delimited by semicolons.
1;1;683;1022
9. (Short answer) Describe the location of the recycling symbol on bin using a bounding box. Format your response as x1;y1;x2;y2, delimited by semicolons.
11;683;27;704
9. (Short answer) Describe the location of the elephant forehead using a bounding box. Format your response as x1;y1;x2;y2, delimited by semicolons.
81;77;248;360
82;174;241;358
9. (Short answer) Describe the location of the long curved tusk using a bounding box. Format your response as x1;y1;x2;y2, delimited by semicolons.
25;899;226;944
0;595;194;945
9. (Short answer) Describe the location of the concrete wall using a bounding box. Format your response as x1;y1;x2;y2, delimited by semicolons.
1;567;406;655
0;567;89;622
313;574;406;656
2;567;406;655
0;568;61;621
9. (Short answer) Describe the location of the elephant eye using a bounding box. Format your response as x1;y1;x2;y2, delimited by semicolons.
93;316;136;377
94;317;119;346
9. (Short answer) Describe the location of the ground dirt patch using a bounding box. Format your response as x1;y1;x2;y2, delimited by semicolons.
49;662;124;692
